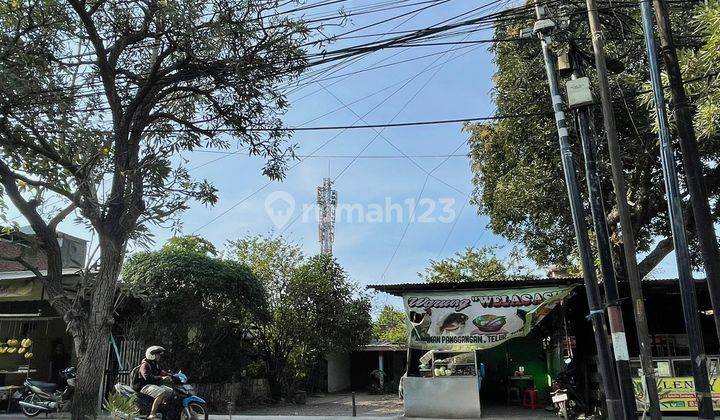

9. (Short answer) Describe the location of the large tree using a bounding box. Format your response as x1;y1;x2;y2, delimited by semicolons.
229;235;371;399
372;306;407;345
420;245;533;282
0;1;311;416
468;2;719;277
120;236;265;383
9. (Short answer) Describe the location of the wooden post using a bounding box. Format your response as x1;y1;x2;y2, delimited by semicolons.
352;392;357;417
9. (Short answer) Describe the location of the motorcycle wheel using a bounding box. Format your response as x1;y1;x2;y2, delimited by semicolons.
20;394;42;418
181;403;208;420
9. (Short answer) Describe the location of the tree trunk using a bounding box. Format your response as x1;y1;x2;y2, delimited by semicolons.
266;359;283;400
69;236;123;419
71;327;111;419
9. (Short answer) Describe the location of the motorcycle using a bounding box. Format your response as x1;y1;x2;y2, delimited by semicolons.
550;359;599;419
551;387;574;420
115;370;207;420
18;366;75;417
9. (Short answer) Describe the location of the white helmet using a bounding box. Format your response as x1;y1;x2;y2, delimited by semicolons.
145;345;165;360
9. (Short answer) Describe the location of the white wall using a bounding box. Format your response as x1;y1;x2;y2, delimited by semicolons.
326;352;351;393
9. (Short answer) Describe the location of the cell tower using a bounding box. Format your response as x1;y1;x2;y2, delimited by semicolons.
317;177;337;255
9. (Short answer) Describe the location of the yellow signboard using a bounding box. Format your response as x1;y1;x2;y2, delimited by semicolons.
634;377;720;411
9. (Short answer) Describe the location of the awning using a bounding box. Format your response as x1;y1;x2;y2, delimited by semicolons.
0;269;81;301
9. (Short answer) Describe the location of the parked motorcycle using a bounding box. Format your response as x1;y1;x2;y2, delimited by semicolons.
550;359;599;419
18;366;75;417
115;370;207;420
551;387;574;419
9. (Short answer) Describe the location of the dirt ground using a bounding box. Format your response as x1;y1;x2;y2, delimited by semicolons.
235;393;403;417
232;393;560;418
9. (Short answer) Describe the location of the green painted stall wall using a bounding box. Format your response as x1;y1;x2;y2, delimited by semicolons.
475;329;551;403
506;332;550;401
475;344;510;402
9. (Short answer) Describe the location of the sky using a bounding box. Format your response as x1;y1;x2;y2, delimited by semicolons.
5;0;679;311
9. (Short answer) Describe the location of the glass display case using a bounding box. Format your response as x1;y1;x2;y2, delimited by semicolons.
404;350;481;419
430;351;477;377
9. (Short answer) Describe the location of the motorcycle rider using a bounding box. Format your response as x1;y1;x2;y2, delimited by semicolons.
133;346;173;419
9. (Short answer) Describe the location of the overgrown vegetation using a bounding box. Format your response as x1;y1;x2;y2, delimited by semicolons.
467;1;719;277
120;237;265;382
121;235;372;399
372;306;407;345
229;235;372;399
420;245;533;282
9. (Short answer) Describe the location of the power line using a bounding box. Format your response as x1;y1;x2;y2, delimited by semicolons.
318;83;467;194
380;139;466;279
4;0;539;105
194;150;468;158
263;24;476;235
19;112;549;136
187;9;460;173
436;193;471;257
189;17;457;233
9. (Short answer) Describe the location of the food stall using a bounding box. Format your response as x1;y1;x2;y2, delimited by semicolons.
403;350;481;418
386;282;576;418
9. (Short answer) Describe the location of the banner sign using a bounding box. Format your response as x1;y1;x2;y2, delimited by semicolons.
0;279;42;302
403;285;575;350
634;377;720;411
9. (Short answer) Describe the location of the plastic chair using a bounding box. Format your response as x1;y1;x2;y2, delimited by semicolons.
522;387;539;409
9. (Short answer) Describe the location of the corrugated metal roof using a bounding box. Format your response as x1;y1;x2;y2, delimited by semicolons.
360;341;407;352
368;277;701;296
0;268;81;281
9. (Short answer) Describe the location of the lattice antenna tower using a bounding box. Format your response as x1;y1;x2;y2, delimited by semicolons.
317;178;337;255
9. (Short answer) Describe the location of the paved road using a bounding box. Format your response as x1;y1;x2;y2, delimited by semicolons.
0;416;443;419
0;414;704;419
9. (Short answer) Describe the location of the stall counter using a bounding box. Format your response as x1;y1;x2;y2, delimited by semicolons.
403;375;481;418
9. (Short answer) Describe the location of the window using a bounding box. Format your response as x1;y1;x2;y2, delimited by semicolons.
652;335;690;357
630;361;642;378
709;358;720;377
654;360;672;377
672;359;693;377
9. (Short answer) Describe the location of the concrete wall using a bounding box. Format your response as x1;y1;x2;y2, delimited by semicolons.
327;352;351;393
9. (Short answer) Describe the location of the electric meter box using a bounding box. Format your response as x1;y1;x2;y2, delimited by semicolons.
565;77;594;108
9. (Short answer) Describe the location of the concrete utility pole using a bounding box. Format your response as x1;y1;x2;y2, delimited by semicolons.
638;1;714;418
317;177;337;255
652;0;720;344
583;1;661;417
568;45;636;419
532;2;622;418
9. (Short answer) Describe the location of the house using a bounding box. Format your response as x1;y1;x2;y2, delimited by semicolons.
327;341;406;393
0;229;86;389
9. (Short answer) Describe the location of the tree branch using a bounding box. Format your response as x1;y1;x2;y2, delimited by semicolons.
638;237;674;279
49;202;78;230
0;159;72;314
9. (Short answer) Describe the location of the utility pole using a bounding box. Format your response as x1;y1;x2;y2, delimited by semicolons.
317;177;337;255
567;44;636;419
584;1;661;417
652;0;720;344
531;2;622;418
638;1;715;418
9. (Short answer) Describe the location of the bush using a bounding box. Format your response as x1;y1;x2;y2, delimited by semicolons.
104;391;138;419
